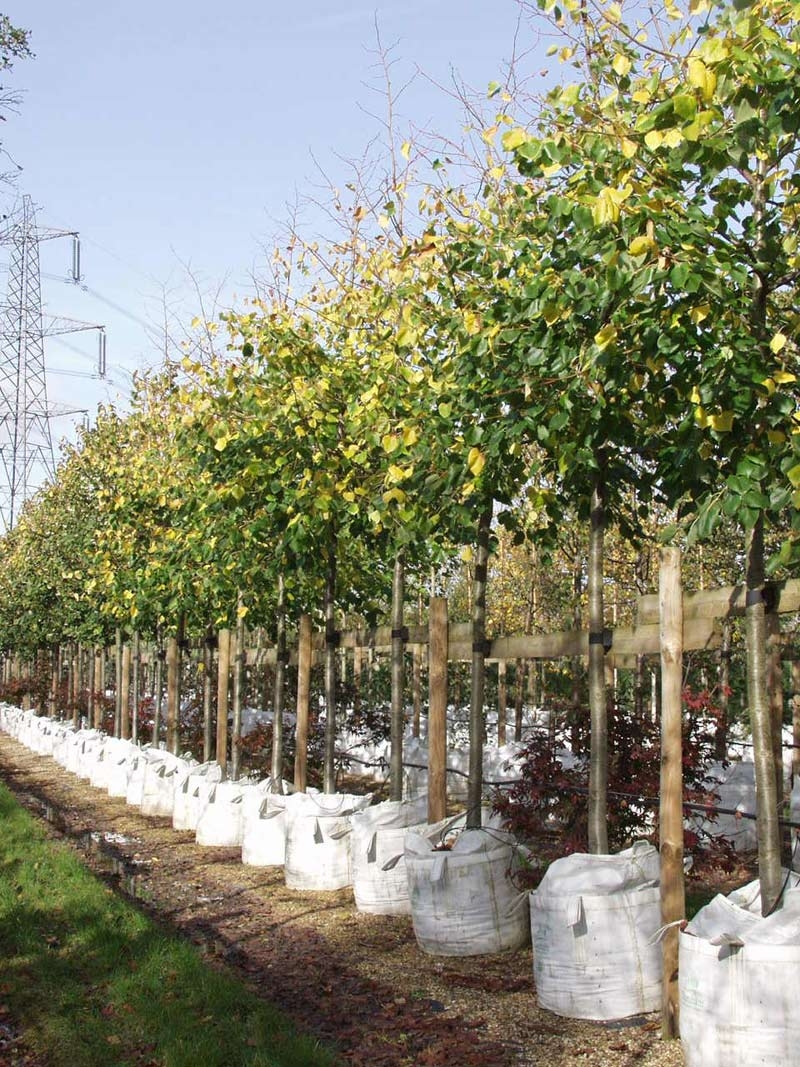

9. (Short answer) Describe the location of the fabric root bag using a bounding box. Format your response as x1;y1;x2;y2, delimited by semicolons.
404;825;530;956
195;780;249;847
125;746;158;807
76;732;105;780
241;778;298;867
140;752;185;817
106;741;137;798
89;737;128;789
529;842;662;1020
284;792;372;891
173;761;220;832
680;872;800;1067
351;795;429;915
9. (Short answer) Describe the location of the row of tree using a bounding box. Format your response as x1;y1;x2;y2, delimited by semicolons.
1;0;798;906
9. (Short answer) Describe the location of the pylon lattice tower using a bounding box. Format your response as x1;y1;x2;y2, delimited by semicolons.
0;195;105;530
0;195;53;529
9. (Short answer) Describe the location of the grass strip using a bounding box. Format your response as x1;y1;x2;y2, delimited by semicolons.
0;781;339;1067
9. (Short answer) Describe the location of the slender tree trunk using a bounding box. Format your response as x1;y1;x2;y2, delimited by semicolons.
203;630;214;762
271;574;287;788
514;659;524;742
87;648;96;729
131;633;140;744
120;641;131;739
715;622;731;761
467;507;492;829
294;614;312;792
323;537;338;794
216;628;231;775
428;597;449;824
412;645;422;739
746;517;782;914
390;553;406;802
659;547;685;1039
766;612;785;813
153;648;164;747
497;660;507;748
166;635;180;756
588;469;608;854
114;628;123;737
231;597;245;781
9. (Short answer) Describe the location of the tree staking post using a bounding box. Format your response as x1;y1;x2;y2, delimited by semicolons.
216;628;231;775
294;614;312;793
659;546;685;1039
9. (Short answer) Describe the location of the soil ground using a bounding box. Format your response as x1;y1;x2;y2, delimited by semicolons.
0;732;692;1067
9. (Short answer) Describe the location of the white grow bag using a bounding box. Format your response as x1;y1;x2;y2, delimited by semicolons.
351;795;429;915
125;746;159;806
680;873;800;1067
405;822;530;956
140;752;186;817
241;779;297;867
90;737;132;791
173;762;221;832
196;780;250;847
284;792;372;891
530;843;662;1020
76;731;105;780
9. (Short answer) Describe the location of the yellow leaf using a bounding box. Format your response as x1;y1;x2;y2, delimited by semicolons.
591;184;632;226
382;433;400;454
629;235;657;257
687;58;716;101
644;130;664;151
762;378;777;395
662;128;684;148
501;127;528;152
460;545;474;563
237;604;249;619
773;369;796;384
787;464;800;489
620;137;637;158
467;447;486;477
632;89;652;104
214;436;229;452
709;411;734;432
767;430;786;445
689;305;710;325
612;53;632;76
594;324;618;350
694;405;709;428
543;304;561;326
382;487;407;505
401;140;411;160
770;333;788;354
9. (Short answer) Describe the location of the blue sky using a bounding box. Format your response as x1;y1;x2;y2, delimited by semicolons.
2;1;549;469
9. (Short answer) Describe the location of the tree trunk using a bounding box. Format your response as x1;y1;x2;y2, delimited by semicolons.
114;628;122;736
120;641;131;739
659;547;685;1039
202;631;214;761
216;628;231;775
166;635;180;756
588;470;608;854
231;598;245;781
766;611;785;814
153;648;164;747
745;517;782;915
428;597;449;824
294;614;312;792
131;632;140;744
715;622;731;761
271;574;287;788
467;507;492;830
323;537;338;794
390;553;406;802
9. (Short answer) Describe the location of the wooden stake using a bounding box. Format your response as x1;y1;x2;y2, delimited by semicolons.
202;631;214;762
659;546;685;1040
294;614;312;792
232;603;245;781
428;597;448;824
120;642;132;739
271;575;287;786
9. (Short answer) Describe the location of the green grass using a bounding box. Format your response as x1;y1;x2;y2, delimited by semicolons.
0;782;339;1067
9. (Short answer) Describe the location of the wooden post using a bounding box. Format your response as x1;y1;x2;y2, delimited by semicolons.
87;647;96;728
497;660;508;748
659;546;685;1040
93;647;104;729
120;642;132;739
588;470;608;854
216;628;231;775
390;553;406;802
166;635;180;756
202;631;214;762
428;597;448;824
231;604;245;781
514;659;525;742
49;646;58;718
294;614;312;792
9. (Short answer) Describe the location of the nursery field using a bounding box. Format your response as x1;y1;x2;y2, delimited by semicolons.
0;730;707;1067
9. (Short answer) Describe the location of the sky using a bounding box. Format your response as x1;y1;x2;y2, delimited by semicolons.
1;0;551;498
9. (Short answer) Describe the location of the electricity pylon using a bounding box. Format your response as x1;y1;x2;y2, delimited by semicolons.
0;195;105;529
